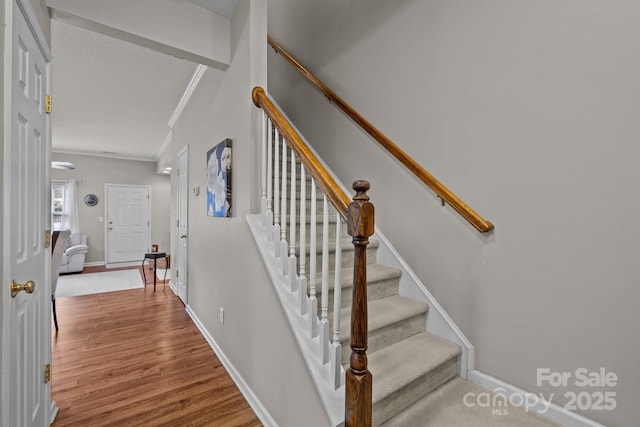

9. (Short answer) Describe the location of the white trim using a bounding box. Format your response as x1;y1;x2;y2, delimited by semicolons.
49;401;59;425
84;261;105;267
468;370;605;427
168;280;177;295
53;148;155;163
15;0;51;60
185;305;278;427
105;261;141;269
168;64;207;128
2;3;15;425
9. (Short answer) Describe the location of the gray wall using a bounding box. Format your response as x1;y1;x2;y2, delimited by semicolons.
51;153;170;263
268;1;639;426
170;1;329;426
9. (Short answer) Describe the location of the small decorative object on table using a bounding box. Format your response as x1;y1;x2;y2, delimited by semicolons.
151;244;158;252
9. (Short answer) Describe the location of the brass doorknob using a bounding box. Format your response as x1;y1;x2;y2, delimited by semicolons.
11;280;35;298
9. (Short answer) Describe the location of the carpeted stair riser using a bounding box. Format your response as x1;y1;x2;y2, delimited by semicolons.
290;238;379;272
374;357;458;426
339;295;429;366
368;333;461;426
316;264;402;313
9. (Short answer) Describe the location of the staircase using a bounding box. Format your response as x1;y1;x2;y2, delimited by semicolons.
249;88;560;426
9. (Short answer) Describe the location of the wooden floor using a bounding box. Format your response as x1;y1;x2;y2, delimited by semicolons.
51;266;262;427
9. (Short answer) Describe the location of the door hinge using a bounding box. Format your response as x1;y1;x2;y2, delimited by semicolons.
45;95;52;113
44;230;51;249
176;269;179;278
44;364;51;383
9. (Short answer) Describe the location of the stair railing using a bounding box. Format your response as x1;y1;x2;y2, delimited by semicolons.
254;86;373;426
268;37;494;233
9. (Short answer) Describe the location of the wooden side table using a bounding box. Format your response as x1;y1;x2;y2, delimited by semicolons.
142;252;167;291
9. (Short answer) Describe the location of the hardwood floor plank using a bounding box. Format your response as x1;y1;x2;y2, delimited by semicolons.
51;268;261;426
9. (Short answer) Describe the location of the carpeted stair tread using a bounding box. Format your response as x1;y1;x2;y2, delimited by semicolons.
341;295;428;343
380;377;562;427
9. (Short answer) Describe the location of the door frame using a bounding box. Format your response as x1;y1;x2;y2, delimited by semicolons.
175;145;188;303
1;0;54;425
103;183;152;267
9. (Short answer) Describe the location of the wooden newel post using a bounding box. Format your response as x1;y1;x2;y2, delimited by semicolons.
345;180;374;427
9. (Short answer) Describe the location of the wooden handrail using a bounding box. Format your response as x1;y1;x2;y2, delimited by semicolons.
252;87;351;218
268;37;494;233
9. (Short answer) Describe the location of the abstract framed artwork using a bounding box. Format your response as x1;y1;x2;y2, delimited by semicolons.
207;139;232;217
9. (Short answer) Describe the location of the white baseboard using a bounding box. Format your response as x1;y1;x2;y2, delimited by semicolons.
467;370;605;427
49;400;58;424
105;261;142;269
185;306;278;427
168;280;177;295
84;261;105;267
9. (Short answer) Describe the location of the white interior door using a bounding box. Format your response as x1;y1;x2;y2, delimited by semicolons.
4;1;52;426
176;146;188;303
105;184;150;264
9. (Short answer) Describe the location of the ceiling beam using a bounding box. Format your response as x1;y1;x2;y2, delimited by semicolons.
48;0;230;70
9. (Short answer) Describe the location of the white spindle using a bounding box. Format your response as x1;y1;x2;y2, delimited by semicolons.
331;214;343;388
266;118;273;234
289;150;297;291
319;194;330;363
298;164;307;315
280;140;288;273
308;181;318;338
261;111;267;222
273;128;280;253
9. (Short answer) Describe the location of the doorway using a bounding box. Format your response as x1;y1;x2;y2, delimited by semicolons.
104;184;151;266
176;145;189;303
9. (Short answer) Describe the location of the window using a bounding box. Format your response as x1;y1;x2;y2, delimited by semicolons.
52;180;67;230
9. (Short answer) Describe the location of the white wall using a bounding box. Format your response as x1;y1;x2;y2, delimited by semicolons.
170;1;329;425
268;1;640;426
51;153;171;263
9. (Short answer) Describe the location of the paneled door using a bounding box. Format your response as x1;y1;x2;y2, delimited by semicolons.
4;1;53;426
176;146;189;303
105;184;150;264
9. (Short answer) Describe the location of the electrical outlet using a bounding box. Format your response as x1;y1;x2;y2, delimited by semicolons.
219;307;224;325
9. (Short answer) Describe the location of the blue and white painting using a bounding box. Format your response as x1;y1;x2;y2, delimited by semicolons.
206;139;232;217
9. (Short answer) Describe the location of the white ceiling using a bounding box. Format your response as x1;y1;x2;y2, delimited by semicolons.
50;0;238;162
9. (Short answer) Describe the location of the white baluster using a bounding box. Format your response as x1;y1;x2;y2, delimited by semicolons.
280;140;288;274
266;118;273;233
298;164;307;315
273;128;280;253
308;181;318;338
289;150;297;291
331;214;343;388
319;194;330;364
261;111;267;222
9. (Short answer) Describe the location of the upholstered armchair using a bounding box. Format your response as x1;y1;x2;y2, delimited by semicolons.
59;233;88;274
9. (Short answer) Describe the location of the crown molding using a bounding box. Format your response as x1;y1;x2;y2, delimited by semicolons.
168;64;207;128
53;149;155;163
